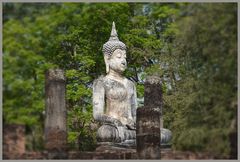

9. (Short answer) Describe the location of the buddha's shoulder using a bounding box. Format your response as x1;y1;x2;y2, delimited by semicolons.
93;75;105;86
125;78;136;88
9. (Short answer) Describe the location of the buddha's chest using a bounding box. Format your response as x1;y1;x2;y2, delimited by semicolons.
103;78;133;102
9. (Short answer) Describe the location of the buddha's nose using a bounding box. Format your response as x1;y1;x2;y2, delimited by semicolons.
121;61;126;66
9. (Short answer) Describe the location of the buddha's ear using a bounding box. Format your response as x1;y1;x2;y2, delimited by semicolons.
104;55;110;74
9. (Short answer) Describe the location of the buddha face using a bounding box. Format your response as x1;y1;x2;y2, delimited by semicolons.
107;49;127;74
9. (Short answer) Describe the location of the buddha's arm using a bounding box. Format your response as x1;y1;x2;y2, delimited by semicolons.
93;78;122;126
131;83;137;122
126;83;137;130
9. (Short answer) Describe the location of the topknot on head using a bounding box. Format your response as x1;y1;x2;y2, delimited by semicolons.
102;22;126;56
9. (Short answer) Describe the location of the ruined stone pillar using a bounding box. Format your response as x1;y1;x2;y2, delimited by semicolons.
45;69;67;159
136;76;162;159
144;75;163;128
144;76;162;108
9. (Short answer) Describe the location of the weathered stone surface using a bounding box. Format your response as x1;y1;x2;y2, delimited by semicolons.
44;128;67;152
136;75;172;159
136;107;161;159
144;75;164;129
3;124;25;157
93;22;137;144
144;75;162;108
3;150;222;159
143;75;172;144
94;145;137;159
45;69;67;159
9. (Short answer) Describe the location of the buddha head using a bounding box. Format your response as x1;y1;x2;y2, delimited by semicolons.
102;22;127;74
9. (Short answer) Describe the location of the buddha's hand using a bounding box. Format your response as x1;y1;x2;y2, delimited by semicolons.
126;119;136;130
112;118;123;127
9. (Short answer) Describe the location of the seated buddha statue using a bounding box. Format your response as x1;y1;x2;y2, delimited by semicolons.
93;22;136;144
93;22;172;145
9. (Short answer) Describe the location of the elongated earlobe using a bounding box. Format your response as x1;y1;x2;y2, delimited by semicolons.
104;55;110;74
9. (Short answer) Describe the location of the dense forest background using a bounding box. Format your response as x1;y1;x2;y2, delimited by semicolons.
3;3;237;158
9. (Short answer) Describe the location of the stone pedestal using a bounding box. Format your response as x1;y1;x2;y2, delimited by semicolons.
45;69;67;159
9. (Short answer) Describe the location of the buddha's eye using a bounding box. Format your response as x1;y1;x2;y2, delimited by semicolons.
117;53;122;58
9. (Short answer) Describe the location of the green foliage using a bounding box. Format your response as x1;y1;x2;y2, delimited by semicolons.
162;3;237;157
67;105;97;151
3;9;56;150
